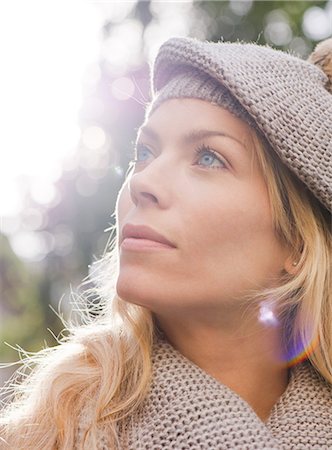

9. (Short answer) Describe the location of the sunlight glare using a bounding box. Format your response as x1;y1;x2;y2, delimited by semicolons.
0;1;103;222
102;20;143;74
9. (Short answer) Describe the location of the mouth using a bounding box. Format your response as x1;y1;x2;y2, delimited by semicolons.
121;223;177;250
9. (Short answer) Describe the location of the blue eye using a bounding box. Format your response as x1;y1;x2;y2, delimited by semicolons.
130;142;227;170
130;143;152;164
194;144;227;169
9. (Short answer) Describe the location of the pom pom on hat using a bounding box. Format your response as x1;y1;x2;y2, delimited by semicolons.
308;38;332;94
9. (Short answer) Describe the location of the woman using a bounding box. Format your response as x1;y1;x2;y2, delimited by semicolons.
1;36;331;449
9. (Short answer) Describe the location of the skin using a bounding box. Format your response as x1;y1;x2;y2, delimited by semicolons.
116;98;296;422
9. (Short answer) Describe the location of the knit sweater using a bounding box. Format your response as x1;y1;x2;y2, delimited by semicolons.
76;334;332;449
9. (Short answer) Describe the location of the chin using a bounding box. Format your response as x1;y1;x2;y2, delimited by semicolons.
116;277;151;308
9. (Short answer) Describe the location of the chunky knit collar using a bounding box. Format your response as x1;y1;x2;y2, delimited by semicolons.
76;334;332;449
120;334;332;449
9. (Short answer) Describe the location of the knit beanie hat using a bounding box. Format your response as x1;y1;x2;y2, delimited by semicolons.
145;37;332;213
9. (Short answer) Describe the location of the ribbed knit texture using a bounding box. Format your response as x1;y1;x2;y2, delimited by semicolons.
147;37;332;212
75;334;332;449
146;69;259;131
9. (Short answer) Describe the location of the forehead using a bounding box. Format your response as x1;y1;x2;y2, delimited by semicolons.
139;98;254;150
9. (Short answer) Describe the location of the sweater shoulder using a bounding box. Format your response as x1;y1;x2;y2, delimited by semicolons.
267;362;332;447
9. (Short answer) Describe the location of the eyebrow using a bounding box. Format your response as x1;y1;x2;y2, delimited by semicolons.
137;125;246;150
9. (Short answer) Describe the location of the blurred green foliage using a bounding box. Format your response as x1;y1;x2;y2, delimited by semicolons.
0;0;330;383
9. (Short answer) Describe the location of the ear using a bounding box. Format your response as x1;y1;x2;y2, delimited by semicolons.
283;255;300;275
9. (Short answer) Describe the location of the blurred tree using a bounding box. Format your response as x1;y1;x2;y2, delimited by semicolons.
195;0;329;51
0;233;61;390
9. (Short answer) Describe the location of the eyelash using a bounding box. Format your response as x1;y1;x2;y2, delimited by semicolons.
194;144;227;170
130;143;227;170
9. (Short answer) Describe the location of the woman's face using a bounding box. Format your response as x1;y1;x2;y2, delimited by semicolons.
116;98;291;316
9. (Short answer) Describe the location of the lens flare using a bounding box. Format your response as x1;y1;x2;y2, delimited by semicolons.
284;333;319;368
258;302;279;327
258;300;319;367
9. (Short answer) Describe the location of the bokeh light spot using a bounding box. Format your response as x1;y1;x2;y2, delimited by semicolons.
302;6;332;41
229;0;253;16
289;37;310;58
264;10;293;46
30;181;60;207
10;230;54;262
82;126;106;151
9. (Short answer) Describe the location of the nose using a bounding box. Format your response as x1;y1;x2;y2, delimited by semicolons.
128;157;171;209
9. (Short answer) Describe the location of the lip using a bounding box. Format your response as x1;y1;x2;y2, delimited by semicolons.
121;223;177;249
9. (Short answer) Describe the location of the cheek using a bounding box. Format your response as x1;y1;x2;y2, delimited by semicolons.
185;185;271;244
184;182;279;271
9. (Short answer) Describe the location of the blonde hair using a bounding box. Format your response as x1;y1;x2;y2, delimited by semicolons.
0;126;331;449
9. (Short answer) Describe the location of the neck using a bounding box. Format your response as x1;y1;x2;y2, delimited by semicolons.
154;307;289;422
